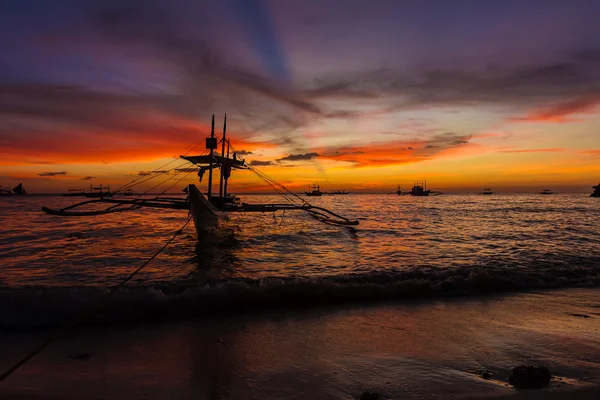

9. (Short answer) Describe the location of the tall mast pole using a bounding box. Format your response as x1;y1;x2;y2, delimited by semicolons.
219;114;227;198
224;138;230;197
207;114;215;198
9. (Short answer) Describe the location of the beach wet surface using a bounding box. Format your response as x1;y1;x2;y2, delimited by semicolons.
1;288;599;399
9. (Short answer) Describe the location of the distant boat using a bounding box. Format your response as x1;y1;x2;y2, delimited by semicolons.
540;189;553;195
3;183;27;195
119;189;138;196
591;184;600;198
329;189;350;195
0;185;12;196
63;187;86;197
396;185;402;195
305;184;324;197
408;181;431;196
480;188;494;195
85;184;113;198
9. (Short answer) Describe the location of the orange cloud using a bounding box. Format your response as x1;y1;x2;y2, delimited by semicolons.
316;133;474;167
513;95;600;123
500;148;566;153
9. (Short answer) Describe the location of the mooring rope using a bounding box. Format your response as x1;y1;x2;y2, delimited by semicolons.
0;216;193;384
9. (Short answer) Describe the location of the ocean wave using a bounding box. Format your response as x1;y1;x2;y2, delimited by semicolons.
2;264;599;329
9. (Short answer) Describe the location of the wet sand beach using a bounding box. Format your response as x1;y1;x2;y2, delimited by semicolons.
1;287;599;399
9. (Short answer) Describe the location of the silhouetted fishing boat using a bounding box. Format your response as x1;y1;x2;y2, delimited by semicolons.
63;187;86;197
540;189;553;195
329;189;350;195
119;189;138;196
396;186;402;195
305;184;324;197
591;184;600;198
408;181;431;196
3;183;27;195
42;114;358;237
480;188;493;195
85;185;112;198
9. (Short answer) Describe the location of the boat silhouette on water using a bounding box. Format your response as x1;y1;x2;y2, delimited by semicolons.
540;189;553;195
84;185;113;198
1;183;27;196
480;188;494;195
63;187;86;197
329;189;350;195
408;181;431;196
42;114;358;237
305;184;324;197
591;184;600;198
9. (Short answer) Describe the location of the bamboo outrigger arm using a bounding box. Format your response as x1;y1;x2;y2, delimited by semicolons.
41;197;188;217
41;196;359;226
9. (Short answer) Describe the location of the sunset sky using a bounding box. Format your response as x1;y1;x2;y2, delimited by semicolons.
1;0;599;193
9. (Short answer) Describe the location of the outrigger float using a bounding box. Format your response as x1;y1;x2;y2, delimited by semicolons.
42;115;359;236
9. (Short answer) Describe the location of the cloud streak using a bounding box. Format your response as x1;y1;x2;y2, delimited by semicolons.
38;171;67;176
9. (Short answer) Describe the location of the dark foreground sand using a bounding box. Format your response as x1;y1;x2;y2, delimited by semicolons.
1;287;599;399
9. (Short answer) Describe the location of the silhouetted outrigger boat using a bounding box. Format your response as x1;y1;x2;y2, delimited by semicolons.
408;181;431;196
42;115;358;236
1;183;27;196
85;184;113;198
305;184;324;196
63;187;86;197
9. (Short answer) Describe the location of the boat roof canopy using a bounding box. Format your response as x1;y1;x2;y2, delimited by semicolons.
180;154;247;169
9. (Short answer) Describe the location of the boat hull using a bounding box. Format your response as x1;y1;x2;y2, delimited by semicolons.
188;184;222;235
409;192;430;196
84;192;113;198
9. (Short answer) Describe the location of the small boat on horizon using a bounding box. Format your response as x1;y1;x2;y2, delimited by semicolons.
591;184;600;198
85;184;113;198
1;183;27;196
480;188;494;195
329;189;350;195
396;185;402;195
118;189;138;196
305;184;324;197
540;189;553;195
63;187;86;197
408;181;431;196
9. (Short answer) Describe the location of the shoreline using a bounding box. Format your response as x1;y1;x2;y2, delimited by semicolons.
0;287;598;399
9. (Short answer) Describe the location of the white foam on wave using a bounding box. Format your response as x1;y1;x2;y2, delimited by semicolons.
1;264;599;329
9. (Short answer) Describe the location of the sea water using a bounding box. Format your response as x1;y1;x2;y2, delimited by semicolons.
0;194;600;399
0;193;598;327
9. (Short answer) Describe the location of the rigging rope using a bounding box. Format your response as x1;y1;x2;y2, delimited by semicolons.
113;136;213;195
227;142;309;206
0;216;193;384
153;171;195;199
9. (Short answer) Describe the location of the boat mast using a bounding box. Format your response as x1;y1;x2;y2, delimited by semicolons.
207;114;216;198
224;138;230;196
219;114;227;199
